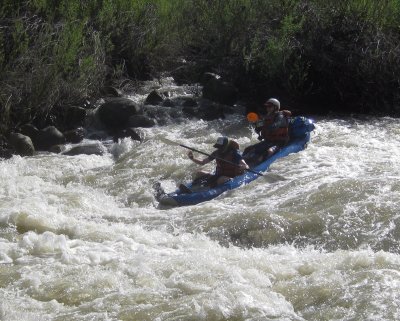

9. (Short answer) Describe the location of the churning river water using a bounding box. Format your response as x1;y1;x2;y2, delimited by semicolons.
1;79;399;321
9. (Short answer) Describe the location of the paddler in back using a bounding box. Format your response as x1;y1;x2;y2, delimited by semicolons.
243;98;291;166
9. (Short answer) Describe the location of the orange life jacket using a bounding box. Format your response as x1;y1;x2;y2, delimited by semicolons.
260;110;291;146
215;140;243;178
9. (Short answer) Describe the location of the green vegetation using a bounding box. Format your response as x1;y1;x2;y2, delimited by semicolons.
1;0;399;136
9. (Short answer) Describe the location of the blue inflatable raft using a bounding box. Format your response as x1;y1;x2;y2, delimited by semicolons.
157;116;315;207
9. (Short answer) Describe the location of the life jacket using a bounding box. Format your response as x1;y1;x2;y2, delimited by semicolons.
260;110;291;146
215;140;243;178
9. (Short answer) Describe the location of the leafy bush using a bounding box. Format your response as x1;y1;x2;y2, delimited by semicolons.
1;0;399;137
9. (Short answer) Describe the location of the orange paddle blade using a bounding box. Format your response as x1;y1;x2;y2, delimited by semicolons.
246;112;259;122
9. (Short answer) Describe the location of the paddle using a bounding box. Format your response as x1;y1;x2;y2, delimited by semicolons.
162;137;263;176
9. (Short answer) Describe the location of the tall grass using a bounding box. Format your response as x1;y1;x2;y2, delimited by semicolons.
0;0;399;136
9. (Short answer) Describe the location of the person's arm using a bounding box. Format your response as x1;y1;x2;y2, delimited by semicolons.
239;158;249;170
254;119;264;140
254;119;264;134
187;151;213;165
232;150;249;170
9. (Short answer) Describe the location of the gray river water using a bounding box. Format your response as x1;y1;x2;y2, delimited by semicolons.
1;79;399;320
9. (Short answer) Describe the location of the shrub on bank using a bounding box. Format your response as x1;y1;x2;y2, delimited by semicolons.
1;0;399;138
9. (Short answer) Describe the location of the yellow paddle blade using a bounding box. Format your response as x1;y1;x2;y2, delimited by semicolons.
246;112;259;122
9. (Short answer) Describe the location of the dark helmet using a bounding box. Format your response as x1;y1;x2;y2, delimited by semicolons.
213;136;229;149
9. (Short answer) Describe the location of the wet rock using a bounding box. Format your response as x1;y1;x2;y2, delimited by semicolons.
8;133;35;156
182;97;198;107
97;98;141;130
0;138;13;159
100;86;123;97
162;99;174;107
195;99;226;120
63;106;86;129
0;147;12;159
20;124;39;140
182;106;198;117
202;75;238;106
35;126;65;151
64;127;85;144
170;62;198;85
128;114;156;128
113;128;141;142
48;144;66;154
63;143;106;156
198;107;225;121
144;90;164;105
201;72;220;85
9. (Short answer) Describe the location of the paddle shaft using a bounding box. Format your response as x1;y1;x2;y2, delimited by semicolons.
179;144;263;176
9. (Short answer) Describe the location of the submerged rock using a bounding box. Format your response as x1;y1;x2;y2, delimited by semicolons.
63;143;106;156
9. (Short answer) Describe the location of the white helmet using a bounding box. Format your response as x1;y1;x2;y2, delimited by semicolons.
213;136;229;149
264;98;280;111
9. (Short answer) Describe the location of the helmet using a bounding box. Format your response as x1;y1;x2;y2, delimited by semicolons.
213;136;229;149
264;98;280;111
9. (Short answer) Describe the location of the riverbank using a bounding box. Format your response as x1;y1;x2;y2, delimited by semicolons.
0;75;247;158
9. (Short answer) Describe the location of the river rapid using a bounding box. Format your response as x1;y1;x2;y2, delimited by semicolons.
1;79;399;321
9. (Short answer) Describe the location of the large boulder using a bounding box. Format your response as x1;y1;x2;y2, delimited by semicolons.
8;133;35;156
35;126;65;151
19;124;65;151
181;99;228;121
100;86;123;97
20;124;39;139
202;75;238;106
48;144;66;154
63;106;86;129
64;127;85;144
0;147;12;159
97;98;141;130
197;100;225;121
144;90;164;105
181;97;198;107
113;128;142;142
128;115;156;128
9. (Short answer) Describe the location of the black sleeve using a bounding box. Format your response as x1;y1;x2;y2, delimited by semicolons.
208;150;218;161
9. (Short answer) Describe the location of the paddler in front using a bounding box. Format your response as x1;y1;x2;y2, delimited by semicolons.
180;136;249;193
243;98;292;166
